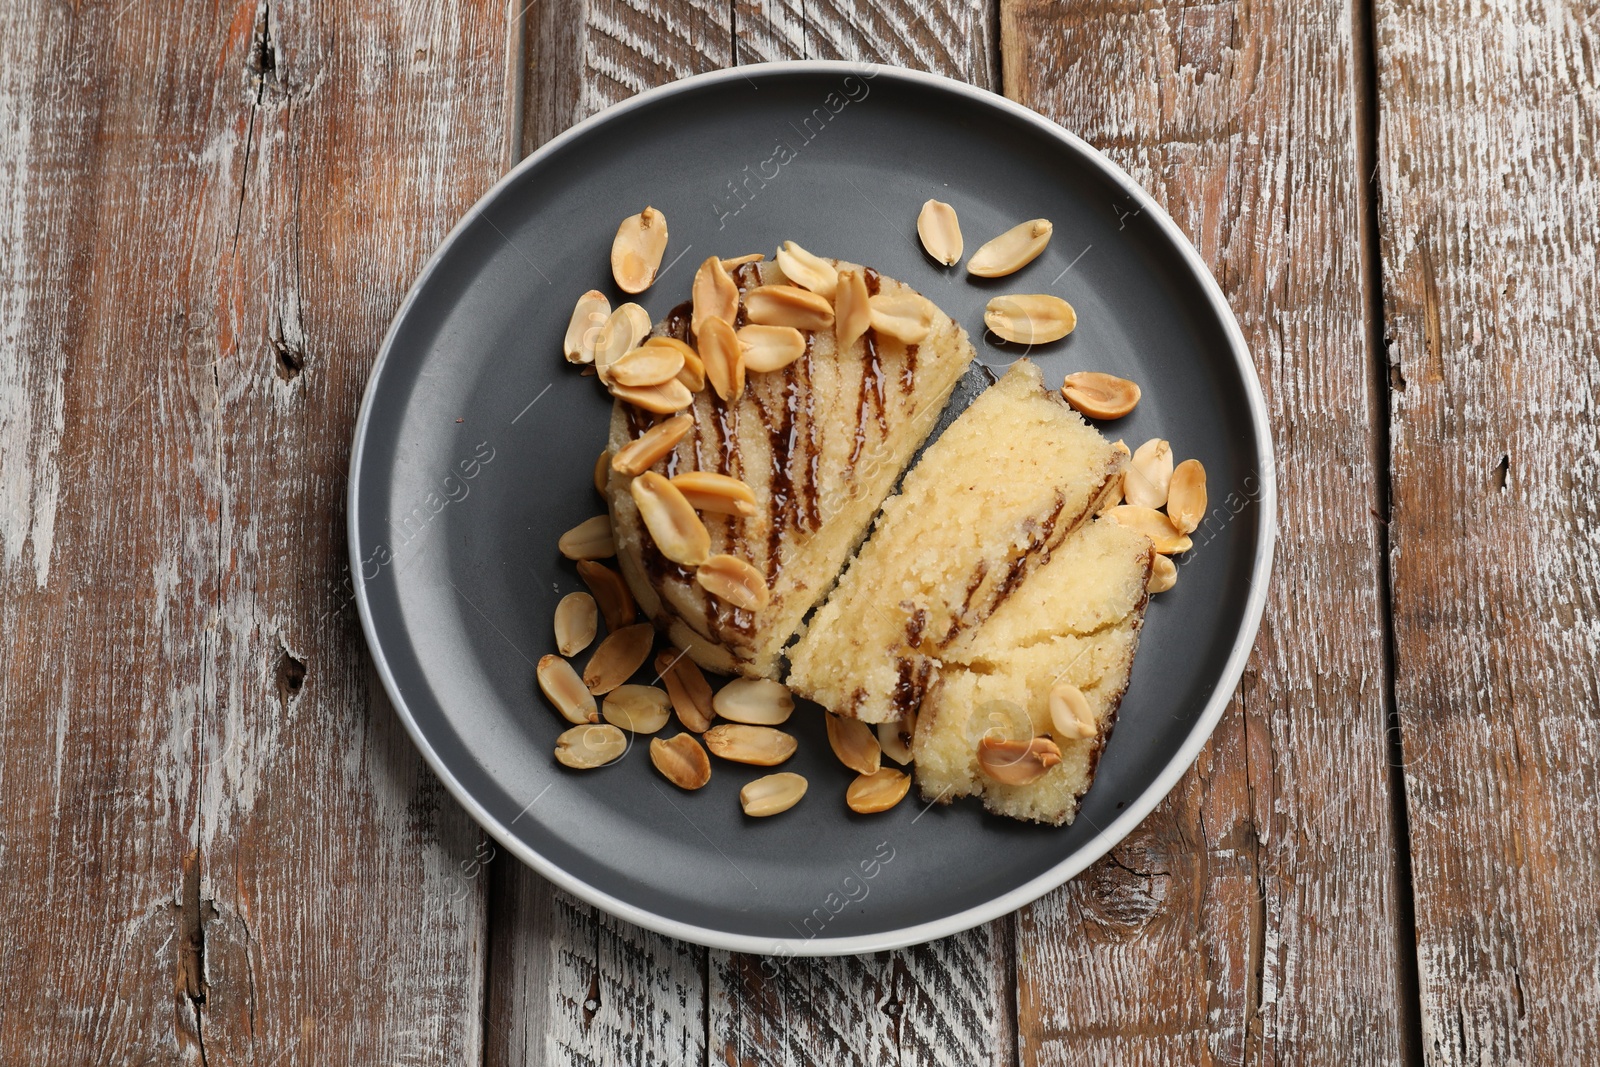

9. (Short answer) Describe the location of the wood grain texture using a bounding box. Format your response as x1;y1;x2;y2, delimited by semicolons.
489;5;1015;1065
734;0;997;82
10;0;1590;1059
486;7;730;1067
519;0;734;153
710;11;1012;1066
1374;0;1600;1060
1002;0;1409;1062
485;872;707;1066
711;932;1016;1067
0;0;507;1062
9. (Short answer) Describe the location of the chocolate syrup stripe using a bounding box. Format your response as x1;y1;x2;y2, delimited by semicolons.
801;333;822;530
620;264;934;655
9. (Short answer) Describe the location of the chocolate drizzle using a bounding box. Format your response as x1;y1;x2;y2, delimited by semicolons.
800;335;822;530
889;657;932;716
935;491;1074;647
993;508;1062;604
904;606;929;650
733;262;761;290
622;405;646;437
732;262;760;330
944;560;992;645
900;343;919;394
641;540;694;587
850;330;889;466
764;371;799;583
708;393;741;476
690;412;707;471
663;300;693;344
863;267;881;296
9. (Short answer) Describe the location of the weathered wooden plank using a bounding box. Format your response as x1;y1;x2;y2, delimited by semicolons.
1002;0;1408;1062
519;0;734;151
486;6;729;1066
198;1;517;1059
1374;0;1600;1060
0;7;216;1060
490;6;1015;1066
485;871;708;1066
0;0;507;1061
711;931;1017;1067
709;6;1013;1065
734;0;997;82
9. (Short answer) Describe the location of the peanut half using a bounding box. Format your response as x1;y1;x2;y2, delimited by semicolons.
1124;438;1174;509
630;471;711;566
555;723;628;769
984;294;1077;345
1102;505;1194;555
611;207;668;293
537;654;598;724
737;324;807;373
602;684;672;733
704;724;797;766
917;199;963;266
655;649;715;732
695;554;770;611
739;772;807;816
846;768;911;814
967;219;1052;277
581;622;655;695
642;337;706;392
1062;371;1141;420
594;449;611;495
608;378;694;415
671;472;758;518
613;413;693;477
558;514;615;560
774;241;838;298
877;711;917;766
1167;458;1207;534
577;559;638;631
608;344;684;388
826;713;881;776
976;736;1062;785
1148;553;1178;594
1048;682;1097;741
698;316;745;402
712;678;795;725
563;290;610;364
692;255;739;336
650;733;712;790
744;285;835;331
594;303;652;381
834;269;871;350
868;292;934;344
554;592;598;656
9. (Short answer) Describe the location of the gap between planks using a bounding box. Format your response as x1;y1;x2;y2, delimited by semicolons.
1351;0;1424;1059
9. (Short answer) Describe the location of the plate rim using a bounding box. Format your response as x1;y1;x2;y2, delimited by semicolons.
348;59;1277;956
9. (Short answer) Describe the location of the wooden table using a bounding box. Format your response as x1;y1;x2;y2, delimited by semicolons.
3;0;1594;1061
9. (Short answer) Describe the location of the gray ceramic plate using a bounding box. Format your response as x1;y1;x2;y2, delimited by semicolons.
349;62;1274;955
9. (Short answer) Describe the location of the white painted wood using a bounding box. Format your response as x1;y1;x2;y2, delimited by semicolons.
1376;0;1600;1060
0;1;507;1061
1002;0;1410;1060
